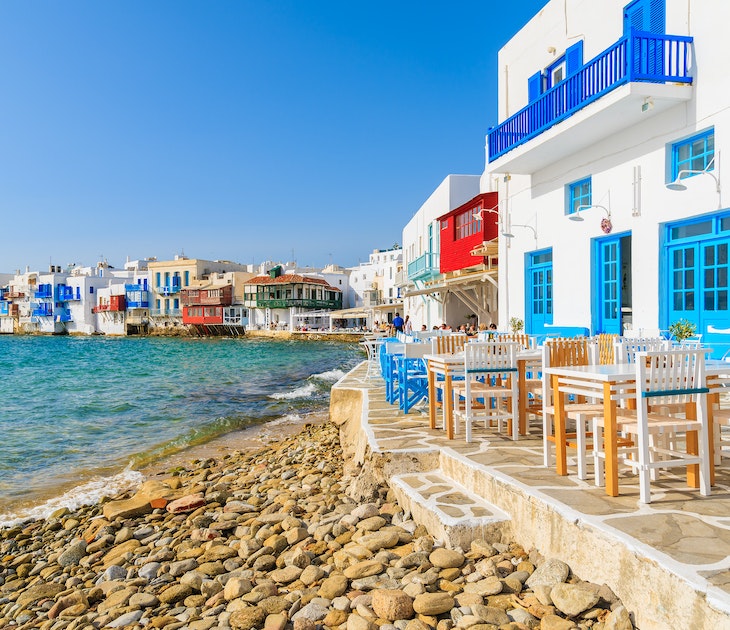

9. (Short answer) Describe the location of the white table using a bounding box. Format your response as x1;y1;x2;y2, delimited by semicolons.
544;359;730;497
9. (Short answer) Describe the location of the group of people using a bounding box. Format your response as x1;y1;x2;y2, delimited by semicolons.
375;314;498;337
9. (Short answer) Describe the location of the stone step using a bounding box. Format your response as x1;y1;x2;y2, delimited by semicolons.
390;469;511;551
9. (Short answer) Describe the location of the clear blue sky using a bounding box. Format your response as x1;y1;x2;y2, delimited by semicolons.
0;0;547;272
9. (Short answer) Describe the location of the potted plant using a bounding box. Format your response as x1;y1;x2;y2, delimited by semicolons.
509;317;524;334
668;319;697;343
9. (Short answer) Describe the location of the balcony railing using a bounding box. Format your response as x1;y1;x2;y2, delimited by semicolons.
31;303;53;317
150;308;182;317
126;290;150;308
488;29;693;162
34;285;53;299
56;285;78;301
158;280;182;296
407;252;440;282
257;298;342;309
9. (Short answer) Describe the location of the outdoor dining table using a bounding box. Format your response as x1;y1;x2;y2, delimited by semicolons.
545;359;730;497
425;348;542;440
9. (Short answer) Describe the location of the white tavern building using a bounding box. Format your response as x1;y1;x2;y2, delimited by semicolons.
486;0;730;355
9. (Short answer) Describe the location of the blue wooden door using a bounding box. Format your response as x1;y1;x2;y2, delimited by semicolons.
598;239;621;334
526;250;553;334
623;0;665;79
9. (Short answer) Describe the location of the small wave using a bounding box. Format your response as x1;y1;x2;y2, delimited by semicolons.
0;469;144;528
269;383;317;400
310;368;346;383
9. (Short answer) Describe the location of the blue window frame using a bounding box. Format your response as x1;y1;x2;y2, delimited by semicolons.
566;177;591;215
671;129;715;181
526;249;553;333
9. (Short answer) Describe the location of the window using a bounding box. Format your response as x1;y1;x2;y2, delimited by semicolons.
566;177;592;215
671;129;715;181
454;209;481;240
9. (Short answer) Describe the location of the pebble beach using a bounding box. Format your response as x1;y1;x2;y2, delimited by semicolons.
0;421;635;630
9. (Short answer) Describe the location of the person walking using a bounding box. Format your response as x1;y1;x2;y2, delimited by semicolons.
404;314;412;334
392;312;405;333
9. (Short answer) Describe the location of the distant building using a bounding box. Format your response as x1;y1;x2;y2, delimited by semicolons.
243;265;343;331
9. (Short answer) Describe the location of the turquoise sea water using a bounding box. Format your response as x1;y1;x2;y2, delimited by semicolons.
0;335;361;524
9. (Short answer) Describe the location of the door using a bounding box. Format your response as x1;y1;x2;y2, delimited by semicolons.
593;234;632;334
526;250;553;334
623;0;665;79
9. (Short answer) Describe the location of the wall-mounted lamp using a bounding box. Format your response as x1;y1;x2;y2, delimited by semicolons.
666;158;720;193
472;206;500;220
502;224;538;242
569;204;611;222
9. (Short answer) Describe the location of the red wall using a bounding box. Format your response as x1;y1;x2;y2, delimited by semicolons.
182;306;224;324
439;192;499;274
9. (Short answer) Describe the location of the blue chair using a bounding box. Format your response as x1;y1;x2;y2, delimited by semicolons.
397;343;431;414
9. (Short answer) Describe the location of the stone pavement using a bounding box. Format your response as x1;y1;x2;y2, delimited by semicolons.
332;362;730;630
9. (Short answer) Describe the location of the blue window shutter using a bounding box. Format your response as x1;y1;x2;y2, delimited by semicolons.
565;41;583;75
648;0;665;34
528;71;543;102
624;0;646;33
623;0;665;34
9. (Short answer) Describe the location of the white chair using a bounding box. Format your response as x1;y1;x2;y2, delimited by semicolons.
452;341;520;442
599;349;711;504
614;337;669;364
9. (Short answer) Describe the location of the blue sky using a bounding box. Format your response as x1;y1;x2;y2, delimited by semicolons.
0;1;547;272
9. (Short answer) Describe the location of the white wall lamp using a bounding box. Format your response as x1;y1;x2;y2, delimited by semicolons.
472;205;501;220
666;155;721;208
569;204;613;233
502;223;538;244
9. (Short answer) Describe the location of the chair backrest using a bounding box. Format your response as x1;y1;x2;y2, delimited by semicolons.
595;333;618;365
464;341;520;374
432;333;468;354
614;337;668;364
403;342;431;359
542;338;597;405
496;333;531;349
635;349;708;407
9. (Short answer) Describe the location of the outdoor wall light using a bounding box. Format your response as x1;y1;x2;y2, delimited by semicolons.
570;204;611;222
666;168;720;193
502;224;537;242
472;206;501;220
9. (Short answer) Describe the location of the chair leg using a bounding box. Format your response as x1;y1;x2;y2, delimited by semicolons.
543;412;554;468
592;417;605;487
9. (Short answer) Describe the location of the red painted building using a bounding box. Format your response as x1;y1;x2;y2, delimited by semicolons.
438;192;499;274
181;286;233;325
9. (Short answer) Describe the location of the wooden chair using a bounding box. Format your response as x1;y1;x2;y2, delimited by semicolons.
432;333;467;354
601;350;711;503
596;333;618;365
615;337;669;364
542;338;602;478
497;333;532;349
453;341;520;442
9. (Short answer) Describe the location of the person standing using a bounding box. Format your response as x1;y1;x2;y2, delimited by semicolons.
404;314;412;334
392;312;404;333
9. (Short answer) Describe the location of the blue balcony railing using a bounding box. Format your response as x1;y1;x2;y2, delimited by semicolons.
407;252;440;282
488;29;693;162
56;285;78;301
31;303;53;317
126;289;150;308
54;307;72;322
34;284;53;299
159;279;181;296
0;302;9;316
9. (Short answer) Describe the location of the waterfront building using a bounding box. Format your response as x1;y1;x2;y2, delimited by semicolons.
243;265;343;331
0;268;37;334
147;255;252;331
180;270;253;336
92;259;153;335
484;0;728;353
400;174;485;329
335;247;403;329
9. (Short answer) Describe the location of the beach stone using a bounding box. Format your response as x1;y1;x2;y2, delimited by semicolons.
292;601;330;622
345;560;385;579
159;583;194;604
319;574;349;599
358;516;387;531
430;548;465;569
167;493;206;514
413;592;455;615
138;561;161;580
98;587;136;613
202;544;238;562
371;589;414;621
270;565;303;583
472;604;510;626
347;613;376;630
16;582;65;608
130;592;159;608
550;583;600;617
225;576;254;600
230;606;266;630
58;539;87;567
352;504;380;519
47;592;88;619
604;605;634;630
324;609;348;627
525;559;569;590
265;613;288;630
103;565;128;581
259;595;290;615
300;564;325;585
102;538;141;567
108;610;144;627
360;531;400;551
540;614;577;630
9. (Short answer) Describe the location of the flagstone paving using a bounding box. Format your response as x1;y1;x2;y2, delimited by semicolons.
340;363;730;608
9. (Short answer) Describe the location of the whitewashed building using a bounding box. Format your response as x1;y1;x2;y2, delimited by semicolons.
485;0;729;354
401;174;482;330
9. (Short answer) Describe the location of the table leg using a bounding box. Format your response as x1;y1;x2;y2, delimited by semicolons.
685;400;700;488
554;374;567;476
603;381;619;497
707;392;718;486
445;370;454;440
428;366;437;430
518;359;527;435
